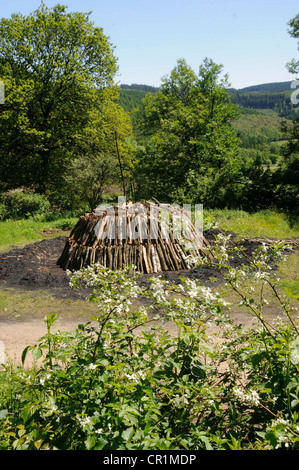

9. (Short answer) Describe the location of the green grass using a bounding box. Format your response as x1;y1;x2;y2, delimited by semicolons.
205;209;299;239
0;287;98;321
0;217;77;253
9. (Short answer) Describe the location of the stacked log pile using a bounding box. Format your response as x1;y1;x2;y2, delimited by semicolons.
57;201;211;273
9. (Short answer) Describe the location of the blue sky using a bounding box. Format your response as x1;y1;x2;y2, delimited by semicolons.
1;0;298;89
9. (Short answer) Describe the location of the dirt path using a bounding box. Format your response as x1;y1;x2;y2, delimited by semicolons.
0;317;85;367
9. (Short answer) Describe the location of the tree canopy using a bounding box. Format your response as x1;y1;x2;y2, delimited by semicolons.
274;13;299;214
0;3;132;208
286;13;299;76
133;58;241;205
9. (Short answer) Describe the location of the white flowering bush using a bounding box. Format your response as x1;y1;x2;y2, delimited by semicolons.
0;235;298;450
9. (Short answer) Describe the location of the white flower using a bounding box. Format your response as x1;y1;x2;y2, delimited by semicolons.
40;373;51;385
76;415;92;428
233;387;260;406
124;370;146;383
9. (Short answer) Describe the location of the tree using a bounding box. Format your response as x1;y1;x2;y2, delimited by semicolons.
274;13;299;215
286;13;299;75
0;4;131;203
63;100;134;210
133;58;241;205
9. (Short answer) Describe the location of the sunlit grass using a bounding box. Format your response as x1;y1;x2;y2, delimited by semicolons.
0;287;98;321
205;209;299;239
0;217;77;253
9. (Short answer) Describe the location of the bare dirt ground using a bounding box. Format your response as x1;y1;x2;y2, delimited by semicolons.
0;232;297;366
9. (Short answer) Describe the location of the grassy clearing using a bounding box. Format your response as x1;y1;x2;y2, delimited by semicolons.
0;287;98;322
0;217;77;253
205;209;299;239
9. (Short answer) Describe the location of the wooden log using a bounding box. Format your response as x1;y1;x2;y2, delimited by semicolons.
128;245;133;265
64;243;78;270
142;245;151;274
172;243;184;269
103;246;107;267
174;243;188;270
146;242;153;273
132;245;137;268
57;202;213;272
96;246;103;265
107;246;112;269
167;240;180;271
124;244;129;267
118;245;123;269
155;242;168;271
151;244;162;273
113;246;119;270
93;216;107;247
84;247;90;267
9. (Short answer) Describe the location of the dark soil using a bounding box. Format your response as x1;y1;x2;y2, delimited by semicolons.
0;231;274;300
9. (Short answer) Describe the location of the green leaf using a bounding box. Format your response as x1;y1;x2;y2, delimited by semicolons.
94;436;109;450
199;435;213;450
121;426;135;442
85;435;97;450
290;338;299;365
21;345;32;365
32;346;43;361
191;361;206;378
291;398;299;408
265;431;278;449
0;409;8;420
44;312;57;328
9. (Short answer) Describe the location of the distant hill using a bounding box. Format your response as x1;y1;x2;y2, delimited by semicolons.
230;81;293;93
120;84;159;93
118;81;298;119
228;82;298;119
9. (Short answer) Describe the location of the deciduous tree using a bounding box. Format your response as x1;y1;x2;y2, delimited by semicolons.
0;4;132;205
133;58;240;205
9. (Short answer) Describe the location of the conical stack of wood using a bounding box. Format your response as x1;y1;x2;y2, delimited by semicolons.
57;201;212;273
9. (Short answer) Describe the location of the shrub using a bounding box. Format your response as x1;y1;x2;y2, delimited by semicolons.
3;191;51;220
0;236;298;450
0;202;6;221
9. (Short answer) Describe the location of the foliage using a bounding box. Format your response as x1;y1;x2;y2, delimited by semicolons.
272;10;299;217
233;82;292;93
0;235;298;450
119;89;148;113
0;202;7;221
286;13;299;76
229;90;296;119
133;58;241;205
0;4;130;202
232;111;290;150
2;191;51;220
0;215;78;253
63;100;134;211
